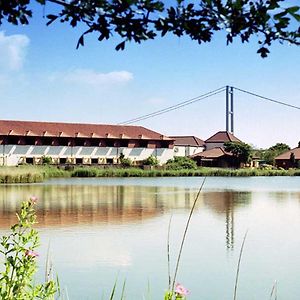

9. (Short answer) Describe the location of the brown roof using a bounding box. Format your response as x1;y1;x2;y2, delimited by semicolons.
205;131;241;143
190;147;233;159
275;147;300;160
0;120;171;140
169;136;205;147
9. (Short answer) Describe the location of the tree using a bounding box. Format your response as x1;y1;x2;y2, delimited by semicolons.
269;142;291;153
0;0;299;57
224;141;252;165
262;142;290;165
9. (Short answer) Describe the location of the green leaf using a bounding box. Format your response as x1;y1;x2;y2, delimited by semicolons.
115;41;126;51
286;6;300;14
257;47;270;58
76;35;84;49
46;14;58;26
274;11;287;20
290;12;300;22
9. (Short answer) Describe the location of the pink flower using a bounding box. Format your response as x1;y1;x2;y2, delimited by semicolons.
175;283;189;297
29;196;38;204
25;250;39;258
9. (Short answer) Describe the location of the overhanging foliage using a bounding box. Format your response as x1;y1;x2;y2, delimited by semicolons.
0;0;299;56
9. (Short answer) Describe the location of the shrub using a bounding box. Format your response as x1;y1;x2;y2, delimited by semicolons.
293;170;300;176
120;157;132;167
42;156;52;165
165;157;197;170
143;155;159;166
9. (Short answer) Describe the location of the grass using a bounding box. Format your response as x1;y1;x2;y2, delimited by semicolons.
0;165;69;184
70;166;299;178
0;165;299;183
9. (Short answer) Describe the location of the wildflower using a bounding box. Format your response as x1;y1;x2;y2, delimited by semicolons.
175;283;189;298
29;196;38;204
25;249;39;258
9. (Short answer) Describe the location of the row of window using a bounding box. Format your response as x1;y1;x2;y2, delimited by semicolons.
25;157;125;165
0;136;171;148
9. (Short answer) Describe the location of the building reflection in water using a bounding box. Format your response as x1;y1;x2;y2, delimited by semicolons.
203;191;251;250
0;184;201;229
0;184;254;251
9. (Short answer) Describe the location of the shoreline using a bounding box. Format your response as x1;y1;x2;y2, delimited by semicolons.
0;165;299;184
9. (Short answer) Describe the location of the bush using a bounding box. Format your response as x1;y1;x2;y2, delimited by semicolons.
120;157;132;167
143;155;159;166
165;156;197;170
42;156;52;165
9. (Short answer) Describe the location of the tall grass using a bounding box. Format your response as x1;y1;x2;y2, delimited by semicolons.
70;167;297;178
0;165;299;183
170;178;206;295
0;166;69;184
233;231;248;300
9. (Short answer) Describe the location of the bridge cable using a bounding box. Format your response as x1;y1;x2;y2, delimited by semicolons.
118;86;226;125
233;86;300;111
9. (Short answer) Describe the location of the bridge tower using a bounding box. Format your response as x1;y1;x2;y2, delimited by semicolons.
226;86;234;134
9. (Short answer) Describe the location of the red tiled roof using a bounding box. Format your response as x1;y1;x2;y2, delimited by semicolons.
275;147;300;160
205;131;241;143
169;136;205;147
190;147;233;159
0;120;171;140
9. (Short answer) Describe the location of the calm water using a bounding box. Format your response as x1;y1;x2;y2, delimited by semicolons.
1;177;300;299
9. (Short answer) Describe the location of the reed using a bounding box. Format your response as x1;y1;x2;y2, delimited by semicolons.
70;166;297;178
233;231;248;300
0;166;69;183
164;178;206;300
0;165;298;183
270;280;278;300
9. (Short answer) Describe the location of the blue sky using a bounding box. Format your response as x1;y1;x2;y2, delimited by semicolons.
0;2;299;148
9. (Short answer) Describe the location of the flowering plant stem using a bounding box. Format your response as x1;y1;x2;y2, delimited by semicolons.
0;199;57;300
165;178;206;300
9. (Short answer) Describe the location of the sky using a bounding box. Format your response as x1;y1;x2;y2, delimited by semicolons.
0;2;299;149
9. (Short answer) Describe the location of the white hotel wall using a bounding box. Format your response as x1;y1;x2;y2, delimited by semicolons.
173;146;204;157
0;145;174;166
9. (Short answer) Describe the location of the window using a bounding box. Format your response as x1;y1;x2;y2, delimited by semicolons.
76;158;83;164
91;158;98;164
26;157;33;164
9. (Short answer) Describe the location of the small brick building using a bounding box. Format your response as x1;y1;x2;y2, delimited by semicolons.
275;147;300;169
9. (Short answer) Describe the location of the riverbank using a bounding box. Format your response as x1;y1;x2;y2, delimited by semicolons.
0;166;69;183
1;165;300;183
71;167;300;177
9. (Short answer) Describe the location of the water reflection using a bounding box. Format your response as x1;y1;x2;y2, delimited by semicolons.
0;184;201;228
1;178;300;299
0;183;256;251
203;191;251;249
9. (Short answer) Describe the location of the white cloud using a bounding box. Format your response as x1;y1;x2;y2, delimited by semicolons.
55;69;133;87
0;31;30;71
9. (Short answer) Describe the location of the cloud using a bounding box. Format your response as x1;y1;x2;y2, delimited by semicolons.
53;69;134;87
0;31;30;71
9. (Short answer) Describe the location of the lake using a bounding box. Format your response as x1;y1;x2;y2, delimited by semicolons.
1;177;300;299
